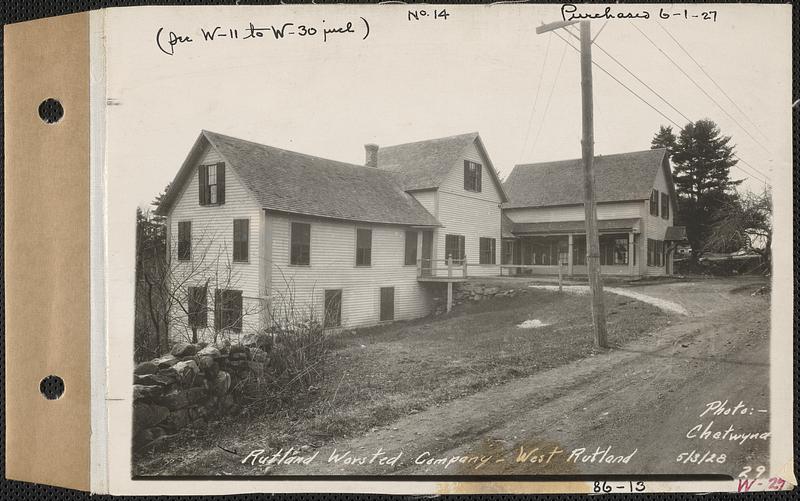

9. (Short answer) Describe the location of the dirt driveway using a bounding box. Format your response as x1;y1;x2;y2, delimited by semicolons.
247;277;770;477
143;277;771;479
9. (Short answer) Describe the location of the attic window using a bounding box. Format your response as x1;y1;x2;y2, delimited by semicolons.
199;163;225;206
464;161;482;192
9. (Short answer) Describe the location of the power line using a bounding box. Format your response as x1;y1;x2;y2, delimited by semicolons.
629;22;773;157
529;41;568;157
551;29;770;186
552;29;683;129
656;21;771;142
518;33;552;162
563;26;693;124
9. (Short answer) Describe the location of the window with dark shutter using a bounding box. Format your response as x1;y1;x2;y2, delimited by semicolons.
177;221;191;260
290;222;311;265
479;237;496;264
214;289;243;332
188;286;207;328
650;189;659;216
198;165;208;205
380;287;395;322
404;230;418;266
463;161;482;192
647;238;664;267
356;228;372;266
445;234;465;262
233;219;249;262
216;163;225;204
661;192;669;219
324;289;342;328
199;162;225;205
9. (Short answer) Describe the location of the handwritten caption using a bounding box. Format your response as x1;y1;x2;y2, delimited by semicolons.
156;18;370;56
561;4;719;22
240;444;638;471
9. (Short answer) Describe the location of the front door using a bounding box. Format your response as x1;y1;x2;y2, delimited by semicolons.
421;230;433;276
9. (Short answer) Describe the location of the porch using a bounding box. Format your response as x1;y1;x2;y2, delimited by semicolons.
416;257;469;313
502;218;642;278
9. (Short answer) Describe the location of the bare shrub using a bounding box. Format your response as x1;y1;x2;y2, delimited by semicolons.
243;272;330;412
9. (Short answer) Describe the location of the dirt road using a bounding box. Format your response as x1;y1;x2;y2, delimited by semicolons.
234;277;770;478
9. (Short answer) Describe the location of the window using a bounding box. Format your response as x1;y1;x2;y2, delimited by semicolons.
233;219;249;262
290;222;311;265
502;241;515;265
479;237;496;265
214;289;243;332
177;221;191;260
404;231;418;266
380;287;395;322
445;234;465;262
661;192;670;219
599;235;629;265
572;236;586;265
531;236;567;265
647;239;664;267
356;228;372;266
187;286;207;328
324;289;342;328
650;189;659;216
463;160;482;192
199;163;225;205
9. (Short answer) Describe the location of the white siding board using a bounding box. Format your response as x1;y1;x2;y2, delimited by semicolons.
269;214;434;328
435;140;503;276
167;144;264;342
505;202;642;224
643;165;673;276
410;190;437;217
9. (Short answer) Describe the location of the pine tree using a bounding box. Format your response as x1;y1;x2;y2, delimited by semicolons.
651;120;742;259
651;125;677;157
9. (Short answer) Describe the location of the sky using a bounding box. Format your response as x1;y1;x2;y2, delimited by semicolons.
103;4;792;209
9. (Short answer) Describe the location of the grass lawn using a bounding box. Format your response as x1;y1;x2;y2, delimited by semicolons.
134;284;670;475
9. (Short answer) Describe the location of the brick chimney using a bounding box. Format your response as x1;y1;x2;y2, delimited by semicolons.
364;143;379;168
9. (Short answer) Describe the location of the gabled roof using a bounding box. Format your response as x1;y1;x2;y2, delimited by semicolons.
376;132;509;202
503;149;673;209
157;131;440;227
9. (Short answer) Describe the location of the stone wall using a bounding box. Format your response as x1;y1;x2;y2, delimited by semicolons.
132;336;269;449
432;282;529;314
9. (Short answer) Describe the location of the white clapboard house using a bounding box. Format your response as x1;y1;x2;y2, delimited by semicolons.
157;131;507;341
501;148;687;278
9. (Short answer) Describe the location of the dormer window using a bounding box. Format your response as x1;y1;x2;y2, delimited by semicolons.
199;162;225;205
464;160;482;192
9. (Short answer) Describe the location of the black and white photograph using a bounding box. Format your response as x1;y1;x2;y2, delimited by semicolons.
110;3;793;491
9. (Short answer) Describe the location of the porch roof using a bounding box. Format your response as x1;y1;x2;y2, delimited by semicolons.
665;225;688;241
510;218;641;236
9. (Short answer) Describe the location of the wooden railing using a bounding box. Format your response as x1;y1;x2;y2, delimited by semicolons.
417;256;468;278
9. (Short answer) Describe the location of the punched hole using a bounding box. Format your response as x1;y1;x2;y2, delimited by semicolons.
38;98;64;124
40;375;65;400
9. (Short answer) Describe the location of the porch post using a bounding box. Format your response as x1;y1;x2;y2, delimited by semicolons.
416;229;423;274
628;232;635;277
568;233;574;277
447;282;453;313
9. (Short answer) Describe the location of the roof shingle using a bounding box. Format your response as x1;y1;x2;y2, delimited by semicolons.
375;132;480;191
503;149;669;208
160;131;440;226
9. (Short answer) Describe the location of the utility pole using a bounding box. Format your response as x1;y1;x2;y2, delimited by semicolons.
536;20;608;348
